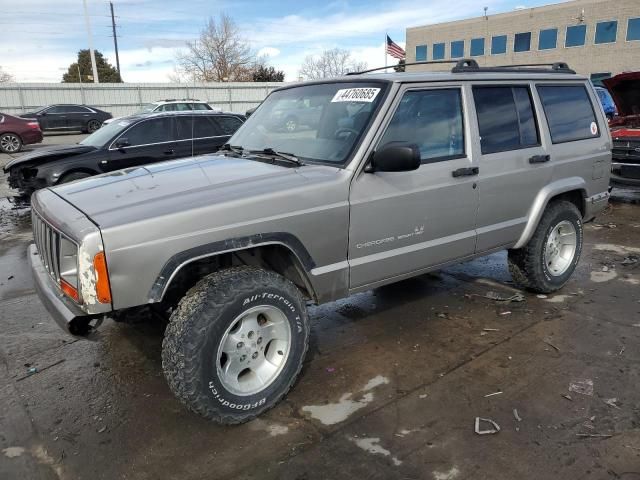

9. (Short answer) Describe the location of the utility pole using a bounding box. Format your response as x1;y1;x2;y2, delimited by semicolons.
82;0;99;83
110;2;121;79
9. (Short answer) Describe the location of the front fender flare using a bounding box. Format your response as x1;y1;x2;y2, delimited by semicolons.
147;232;317;303
512;177;586;249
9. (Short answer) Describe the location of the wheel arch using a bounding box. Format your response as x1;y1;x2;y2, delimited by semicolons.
55;167;98;184
513;177;587;249
149;233;319;306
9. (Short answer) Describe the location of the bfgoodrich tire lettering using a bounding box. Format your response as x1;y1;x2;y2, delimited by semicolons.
508;200;583;293
161;266;309;424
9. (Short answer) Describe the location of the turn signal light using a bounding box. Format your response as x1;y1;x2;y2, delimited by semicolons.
93;252;112;304
60;279;80;302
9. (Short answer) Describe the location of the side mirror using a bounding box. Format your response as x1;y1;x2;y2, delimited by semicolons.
114;138;130;149
369;143;421;173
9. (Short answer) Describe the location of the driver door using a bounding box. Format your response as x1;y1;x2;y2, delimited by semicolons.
348;85;479;290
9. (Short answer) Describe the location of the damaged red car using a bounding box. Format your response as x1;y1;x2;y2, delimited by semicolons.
604;72;640;187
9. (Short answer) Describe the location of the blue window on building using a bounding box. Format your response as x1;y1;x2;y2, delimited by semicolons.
470;38;485;56
433;43;445;60
565;24;587;47
538;28;557;50
491;35;507;54
595;20;617;44
628;18;640;41
416;45;427;61
514;32;531;52
450;40;464;58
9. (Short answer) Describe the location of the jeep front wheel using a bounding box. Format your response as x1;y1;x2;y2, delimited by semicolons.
162;266;309;424
508;200;583;293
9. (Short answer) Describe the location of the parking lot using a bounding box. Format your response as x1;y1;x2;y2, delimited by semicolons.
1;134;640;480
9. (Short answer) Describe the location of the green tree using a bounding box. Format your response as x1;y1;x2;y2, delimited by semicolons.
62;49;122;83
252;65;285;82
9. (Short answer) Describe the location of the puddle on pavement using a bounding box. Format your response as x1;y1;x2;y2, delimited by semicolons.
301;375;389;425
348;436;402;466
0;196;31;239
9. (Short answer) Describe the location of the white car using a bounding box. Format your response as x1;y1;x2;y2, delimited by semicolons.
103;99;220;125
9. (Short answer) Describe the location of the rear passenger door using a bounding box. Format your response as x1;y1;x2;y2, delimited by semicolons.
348;85;479;289
471;84;552;252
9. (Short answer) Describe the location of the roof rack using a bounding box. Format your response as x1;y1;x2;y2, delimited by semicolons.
346;59;575;75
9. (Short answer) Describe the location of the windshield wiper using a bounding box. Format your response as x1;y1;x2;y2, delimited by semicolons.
249;148;304;166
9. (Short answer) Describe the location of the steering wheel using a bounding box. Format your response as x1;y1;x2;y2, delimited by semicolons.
334;127;359;140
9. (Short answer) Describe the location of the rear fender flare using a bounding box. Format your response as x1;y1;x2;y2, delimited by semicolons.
513;177;587;249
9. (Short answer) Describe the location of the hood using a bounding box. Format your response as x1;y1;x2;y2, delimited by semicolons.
49;155;337;228
603;72;640;117
3;144;96;171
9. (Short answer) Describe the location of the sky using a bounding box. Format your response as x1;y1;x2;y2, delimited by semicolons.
1;0;570;83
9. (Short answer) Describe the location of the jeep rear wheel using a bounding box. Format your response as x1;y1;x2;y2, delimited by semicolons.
162;266;309;424
508;200;583;293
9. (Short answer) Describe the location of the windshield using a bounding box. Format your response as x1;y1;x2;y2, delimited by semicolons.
135;103;157;114
79;119;133;147
229;81;387;165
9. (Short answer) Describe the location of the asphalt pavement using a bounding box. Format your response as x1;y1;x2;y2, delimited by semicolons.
1;134;639;480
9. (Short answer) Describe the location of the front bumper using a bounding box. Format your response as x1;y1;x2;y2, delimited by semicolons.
29;244;95;335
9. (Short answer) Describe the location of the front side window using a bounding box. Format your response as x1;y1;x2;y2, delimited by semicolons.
473;86;539;154
470;38;485;56
538;28;558;50
514;32;531;52
433;43;445;60
450;40;464;58
537;85;599;144
565;24;586;47
378;89;465;163
491;35;507;54
595;20;617;44
415;45;427;61
230;82;387;165
65;106;91;113
122;117;174;146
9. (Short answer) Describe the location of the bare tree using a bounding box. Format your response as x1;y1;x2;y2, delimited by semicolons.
298;48;367;80
0;67;14;83
175;14;257;82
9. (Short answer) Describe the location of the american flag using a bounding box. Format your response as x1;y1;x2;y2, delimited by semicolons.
386;35;405;59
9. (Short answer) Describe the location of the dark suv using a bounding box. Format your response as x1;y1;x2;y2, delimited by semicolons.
4;111;244;195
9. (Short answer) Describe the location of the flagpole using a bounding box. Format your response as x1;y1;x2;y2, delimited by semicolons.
384;31;388;69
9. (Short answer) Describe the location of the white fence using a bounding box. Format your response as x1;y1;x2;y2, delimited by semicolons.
0;82;285;117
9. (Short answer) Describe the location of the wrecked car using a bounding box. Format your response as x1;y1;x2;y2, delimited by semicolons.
28;60;610;424
604;72;640;187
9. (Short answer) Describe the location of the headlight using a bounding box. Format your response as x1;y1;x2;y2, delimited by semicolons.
59;237;80;302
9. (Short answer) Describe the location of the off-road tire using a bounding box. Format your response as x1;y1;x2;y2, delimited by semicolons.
59;171;92;184
162;266;310;424
508;200;583;293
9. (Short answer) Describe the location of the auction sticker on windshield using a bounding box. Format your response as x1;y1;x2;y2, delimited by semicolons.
331;88;381;103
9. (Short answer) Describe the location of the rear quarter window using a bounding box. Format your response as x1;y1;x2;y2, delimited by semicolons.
536;85;600;144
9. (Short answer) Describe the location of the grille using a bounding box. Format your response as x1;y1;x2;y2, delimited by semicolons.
612;139;640;164
32;210;61;282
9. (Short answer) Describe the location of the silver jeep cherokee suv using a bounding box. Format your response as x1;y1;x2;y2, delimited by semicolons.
29;60;611;424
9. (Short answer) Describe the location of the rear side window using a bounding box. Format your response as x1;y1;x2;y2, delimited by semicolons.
214;116;243;135
537;85;599;144
192;103;211;110
473;86;539;154
379;88;465;163
193;116;220;138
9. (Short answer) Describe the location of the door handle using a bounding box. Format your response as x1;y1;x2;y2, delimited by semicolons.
163;149;174;155
529;154;550;164
452;167;479;177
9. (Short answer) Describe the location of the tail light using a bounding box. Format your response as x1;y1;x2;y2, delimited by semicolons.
27;121;40;130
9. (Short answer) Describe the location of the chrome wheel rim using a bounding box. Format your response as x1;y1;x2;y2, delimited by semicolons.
88;120;100;132
285;119;296;131
1;134;20;152
216;305;291;396
544;220;577;276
